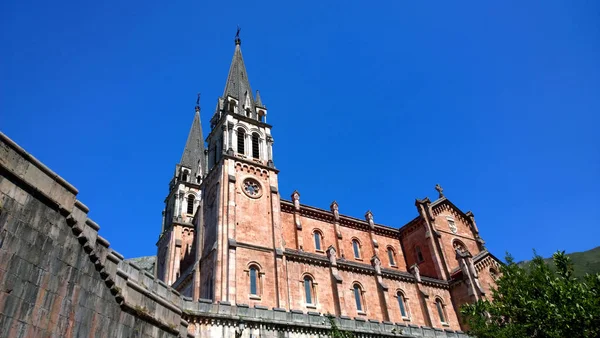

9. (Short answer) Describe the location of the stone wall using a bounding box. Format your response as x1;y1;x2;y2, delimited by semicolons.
0;133;190;338
0;132;474;338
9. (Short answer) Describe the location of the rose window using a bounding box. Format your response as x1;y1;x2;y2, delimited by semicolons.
242;178;262;198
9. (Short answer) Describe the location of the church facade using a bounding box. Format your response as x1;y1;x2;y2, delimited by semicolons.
155;35;501;332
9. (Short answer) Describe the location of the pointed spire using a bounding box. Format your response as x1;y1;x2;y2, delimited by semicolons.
180;101;206;179
222;28;255;114
255;90;264;108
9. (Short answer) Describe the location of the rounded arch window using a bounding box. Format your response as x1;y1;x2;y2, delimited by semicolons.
453;240;467;254
303;275;316;305
353;283;365;312
247;263;262;297
435;298;448;324
237;128;246;154
313;230;323;251
242;178;262;198
387;246;396;266
251;132;260;159
396;290;409;318
186;194;195;214
415;245;424;263
352;239;361;259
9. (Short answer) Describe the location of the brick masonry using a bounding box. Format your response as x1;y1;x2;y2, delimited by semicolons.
0;132;479;337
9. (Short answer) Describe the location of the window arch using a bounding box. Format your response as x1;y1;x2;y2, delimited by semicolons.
396;290;409;318
387;246;396;266
303;275;316;305
187;195;195;214
251;132;260;159
237;128;245;155
435;298;448;324
181;170;189;182
353;283;365;312
247;263;262;297
313;230;323;251
453;239;467;254
352;239;361;259
415;246;424;263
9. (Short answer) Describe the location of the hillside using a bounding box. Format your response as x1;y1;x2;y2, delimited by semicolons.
519;246;600;278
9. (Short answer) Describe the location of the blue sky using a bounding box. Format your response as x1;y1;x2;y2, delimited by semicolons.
1;1;599;262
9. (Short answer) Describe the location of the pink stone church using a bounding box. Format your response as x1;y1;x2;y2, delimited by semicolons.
155;33;502;332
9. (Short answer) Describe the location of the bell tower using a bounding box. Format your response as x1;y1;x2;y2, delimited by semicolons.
196;31;286;306
156;99;206;289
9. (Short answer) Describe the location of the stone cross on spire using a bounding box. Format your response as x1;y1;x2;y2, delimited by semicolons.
435;184;444;198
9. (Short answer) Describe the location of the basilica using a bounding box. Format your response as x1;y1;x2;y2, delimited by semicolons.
154;34;501;332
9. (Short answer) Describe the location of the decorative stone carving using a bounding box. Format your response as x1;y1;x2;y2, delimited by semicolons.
365;210;374;230
330;201;339;221
326;245;337;266
291;190;300;211
410;263;421;282
371;255;382;275
242;178;262;198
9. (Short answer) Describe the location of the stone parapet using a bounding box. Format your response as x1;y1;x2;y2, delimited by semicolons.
182;301;471;338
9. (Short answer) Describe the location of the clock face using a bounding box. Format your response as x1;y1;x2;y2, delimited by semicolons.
242;178;262;198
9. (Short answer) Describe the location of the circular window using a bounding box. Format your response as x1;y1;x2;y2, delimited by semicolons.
242;178;262;198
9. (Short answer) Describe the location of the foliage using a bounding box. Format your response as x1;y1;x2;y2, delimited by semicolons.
461;251;600;338
327;315;354;338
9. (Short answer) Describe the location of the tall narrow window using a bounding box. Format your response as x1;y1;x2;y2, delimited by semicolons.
237;128;245;154
182;170;188;182
415;246;424;263
252;133;260;159
397;291;408;318
388;247;396;266
352;239;361;259
187;195;195;214
436;299;446;323
353;284;363;312
304;276;314;304
249;266;258;295
314;231;322;251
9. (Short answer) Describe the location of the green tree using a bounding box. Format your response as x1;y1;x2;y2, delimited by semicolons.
461;251;600;338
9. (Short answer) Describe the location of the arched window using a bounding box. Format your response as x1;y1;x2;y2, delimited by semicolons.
304;275;315;305
397;291;409;318
182;170;189;182
387;247;396;266
435;298;447;324
245;108;251;117
187;195;195;214
313;231;322;251
237;128;245;154
352;239;361;259
353;284;364;312
252;133;260;159
249;265;260;296
229;100;236;113
415;246;424;263
453;240;467;254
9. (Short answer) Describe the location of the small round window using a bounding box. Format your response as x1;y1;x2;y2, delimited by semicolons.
242;178;262;198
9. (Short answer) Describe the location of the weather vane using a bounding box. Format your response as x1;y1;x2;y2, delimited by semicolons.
196;93;201;106
235;25;241;45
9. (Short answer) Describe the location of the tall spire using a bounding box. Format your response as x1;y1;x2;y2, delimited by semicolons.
222;27;255;113
179;98;206;179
